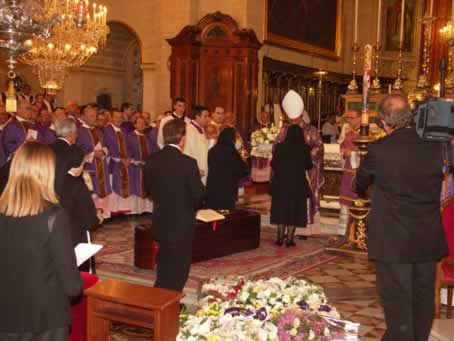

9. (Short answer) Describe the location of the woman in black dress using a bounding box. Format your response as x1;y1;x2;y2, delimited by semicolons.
271;124;313;247
206;128;249;209
0;142;82;341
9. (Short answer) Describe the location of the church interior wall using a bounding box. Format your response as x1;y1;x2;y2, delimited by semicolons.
0;0;421;117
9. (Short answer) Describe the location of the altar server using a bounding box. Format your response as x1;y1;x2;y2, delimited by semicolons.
145;119;205;291
184;105;210;184
157;97;189;148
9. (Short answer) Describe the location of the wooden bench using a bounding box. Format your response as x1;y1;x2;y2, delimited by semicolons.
85;279;183;341
134;209;261;269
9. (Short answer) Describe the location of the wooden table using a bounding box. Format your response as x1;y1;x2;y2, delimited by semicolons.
85;279;183;341
134;209;261;268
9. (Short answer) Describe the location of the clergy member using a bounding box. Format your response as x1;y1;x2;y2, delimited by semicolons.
34;108;56;144
1;101;34;163
184;105;210;184
104;111;132;214
77;105;112;216
339;109;361;228
275;91;324;237
120;102;135;133
157;97;189;148
18;84;34;104
126;116;153;214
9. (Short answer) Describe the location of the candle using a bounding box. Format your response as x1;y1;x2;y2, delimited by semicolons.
429;0;434;17
452;0;454;25
400;0;405;49
376;0;382;43
354;0;359;43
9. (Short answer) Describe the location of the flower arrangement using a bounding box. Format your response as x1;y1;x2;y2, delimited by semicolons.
250;126;279;159
178;277;359;341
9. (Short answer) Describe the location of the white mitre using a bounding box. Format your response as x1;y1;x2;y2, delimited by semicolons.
282;90;304;120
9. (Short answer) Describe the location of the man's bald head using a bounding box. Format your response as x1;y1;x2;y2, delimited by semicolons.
377;94;413;130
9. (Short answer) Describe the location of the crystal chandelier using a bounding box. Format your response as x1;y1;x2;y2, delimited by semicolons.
18;0;109;94
0;0;58;111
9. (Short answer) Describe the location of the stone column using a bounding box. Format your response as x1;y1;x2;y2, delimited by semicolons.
140;62;158;119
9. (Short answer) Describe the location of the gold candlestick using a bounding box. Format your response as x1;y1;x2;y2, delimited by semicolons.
348;43;360;94
392;47;404;92
371;43;382;94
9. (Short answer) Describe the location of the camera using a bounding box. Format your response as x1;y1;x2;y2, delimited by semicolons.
415;98;454;142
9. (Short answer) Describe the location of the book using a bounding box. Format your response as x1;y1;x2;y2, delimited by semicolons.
75;243;103;267
196;209;225;223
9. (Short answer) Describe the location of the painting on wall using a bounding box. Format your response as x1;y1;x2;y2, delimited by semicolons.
265;0;343;59
384;0;417;52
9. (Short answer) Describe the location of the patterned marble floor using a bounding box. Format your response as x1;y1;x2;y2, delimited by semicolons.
99;185;452;340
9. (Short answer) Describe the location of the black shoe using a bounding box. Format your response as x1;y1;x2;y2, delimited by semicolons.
286;240;296;248
275;239;284;246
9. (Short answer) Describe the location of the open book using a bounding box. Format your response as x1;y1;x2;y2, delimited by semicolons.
196;209;225;223
75;243;103;267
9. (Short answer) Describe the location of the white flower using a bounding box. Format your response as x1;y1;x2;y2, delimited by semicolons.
290;328;298;337
309;330;316;340
293;318;301;328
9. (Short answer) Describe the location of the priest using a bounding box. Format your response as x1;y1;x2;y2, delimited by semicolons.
104;111;132;214
76;105;112;216
127;116;153;214
275;90;324;237
1;101;34;162
157;97;189;148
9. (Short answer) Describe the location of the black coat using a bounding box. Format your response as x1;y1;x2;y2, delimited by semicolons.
206;144;248;210
0;206;82;333
50;139;98;246
356;128;448;263
144;145;205;242
270;141;313;227
50;138;84;195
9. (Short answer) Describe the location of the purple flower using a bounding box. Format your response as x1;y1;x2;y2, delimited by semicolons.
254;307;268;321
297;300;310;310
224;307;241;317
244;309;254;317
318;305;332;313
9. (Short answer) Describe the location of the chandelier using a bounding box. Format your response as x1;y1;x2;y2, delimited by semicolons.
0;0;58;111
19;0;109;94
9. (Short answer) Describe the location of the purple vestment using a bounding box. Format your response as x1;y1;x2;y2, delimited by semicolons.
103;124;130;198
127;130;152;197
1;118;31;161
76;125;112;198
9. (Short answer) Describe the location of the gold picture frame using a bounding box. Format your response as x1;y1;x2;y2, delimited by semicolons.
264;0;343;60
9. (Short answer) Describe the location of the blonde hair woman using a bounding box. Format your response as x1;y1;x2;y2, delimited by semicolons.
0;142;82;341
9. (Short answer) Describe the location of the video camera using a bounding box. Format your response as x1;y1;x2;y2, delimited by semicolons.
415;59;454;142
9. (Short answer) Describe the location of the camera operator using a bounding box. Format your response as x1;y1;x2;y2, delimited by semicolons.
355;93;448;341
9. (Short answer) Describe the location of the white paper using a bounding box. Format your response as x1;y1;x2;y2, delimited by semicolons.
27;129;38;140
196;209;225;223
75;243;103;266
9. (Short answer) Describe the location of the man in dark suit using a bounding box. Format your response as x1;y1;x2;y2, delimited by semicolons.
144;119;205;292
355;94;448;341
51;118;101;272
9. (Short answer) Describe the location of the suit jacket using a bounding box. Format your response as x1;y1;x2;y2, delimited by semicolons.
144;145;205;242
0;205;82;333
50;139;98;246
50;138;84;195
356;128;448;263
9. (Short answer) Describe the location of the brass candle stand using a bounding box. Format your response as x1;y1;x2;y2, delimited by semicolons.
392;47;404;92
347;43;360;94
371;43;381;94
326;134;375;256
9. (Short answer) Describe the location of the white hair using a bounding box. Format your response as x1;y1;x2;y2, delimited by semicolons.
56;118;77;137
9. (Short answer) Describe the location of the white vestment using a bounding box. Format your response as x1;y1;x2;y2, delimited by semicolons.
183;120;209;185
